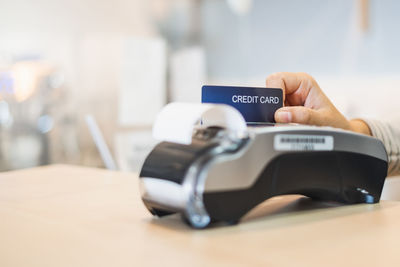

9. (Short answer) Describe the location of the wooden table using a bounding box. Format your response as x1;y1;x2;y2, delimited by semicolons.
1;165;400;267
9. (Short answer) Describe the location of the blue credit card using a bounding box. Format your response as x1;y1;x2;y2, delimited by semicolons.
202;85;283;123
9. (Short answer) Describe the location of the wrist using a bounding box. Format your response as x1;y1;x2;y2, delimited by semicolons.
349;119;372;136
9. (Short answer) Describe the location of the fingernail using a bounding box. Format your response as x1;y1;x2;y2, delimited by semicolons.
275;111;292;123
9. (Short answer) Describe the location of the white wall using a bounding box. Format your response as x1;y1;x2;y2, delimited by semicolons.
201;0;400;80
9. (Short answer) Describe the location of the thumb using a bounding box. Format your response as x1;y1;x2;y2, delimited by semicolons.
274;106;322;125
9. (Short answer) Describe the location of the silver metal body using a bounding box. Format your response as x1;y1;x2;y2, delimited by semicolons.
140;125;387;228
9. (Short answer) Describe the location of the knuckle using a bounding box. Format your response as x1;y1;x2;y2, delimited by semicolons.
266;72;283;81
301;109;312;124
299;72;316;83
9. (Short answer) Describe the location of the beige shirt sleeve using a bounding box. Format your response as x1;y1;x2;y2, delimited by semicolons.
363;119;400;176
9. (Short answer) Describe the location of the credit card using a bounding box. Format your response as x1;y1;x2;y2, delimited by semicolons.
202;85;283;123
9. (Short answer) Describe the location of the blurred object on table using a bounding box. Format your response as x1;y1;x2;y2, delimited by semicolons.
0;59;79;171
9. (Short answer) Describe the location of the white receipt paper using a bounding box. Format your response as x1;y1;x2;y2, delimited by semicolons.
153;103;247;144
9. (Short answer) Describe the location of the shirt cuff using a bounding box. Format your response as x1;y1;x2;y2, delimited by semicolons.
362;118;400;176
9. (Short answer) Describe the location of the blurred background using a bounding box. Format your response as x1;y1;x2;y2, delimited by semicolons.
0;0;399;172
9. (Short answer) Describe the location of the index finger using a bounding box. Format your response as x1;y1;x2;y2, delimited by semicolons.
265;72;313;106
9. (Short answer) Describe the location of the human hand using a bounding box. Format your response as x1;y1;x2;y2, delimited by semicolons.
266;72;371;135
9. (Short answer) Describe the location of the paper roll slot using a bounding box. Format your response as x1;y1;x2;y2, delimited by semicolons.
153;103;247;144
